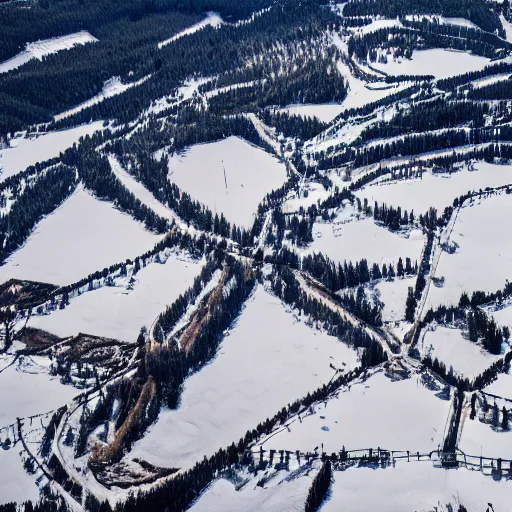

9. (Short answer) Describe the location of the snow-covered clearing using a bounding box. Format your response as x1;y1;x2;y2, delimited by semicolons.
55;76;150;121
484;369;512;397
309;216;424;268
0;185;161;286
28;252;202;343
0;122;104;182
355;162;512;213
426;192;512;310
0;356;76;426
367;276;414;323
405;14;479;30
261;369;449;453
282;182;330;213
352;19;401;36
501;14;512;44
419;326;501;378
190;466;318;512
334;52;408;111
108;155;176;222
489;302;512;330
192;459;512;512
131;285;359;469
158;12;223;49
168;136;287;227
460;417;512;460
471;72;512;89
0;31;97;74
0;447;40;506
330;34;408;111
372;49;490;79
279;103;344;123
324;461;512;512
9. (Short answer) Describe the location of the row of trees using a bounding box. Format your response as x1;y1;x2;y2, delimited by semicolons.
260;109;327;141
272;265;388;366
301;252;417;293
0;165;77;263
316;128;512;172
356;100;489;146
343;0;504;35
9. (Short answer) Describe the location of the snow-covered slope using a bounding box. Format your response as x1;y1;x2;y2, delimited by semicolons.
0;31;98;74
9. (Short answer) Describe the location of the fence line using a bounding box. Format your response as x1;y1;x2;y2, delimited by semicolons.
250;446;512;476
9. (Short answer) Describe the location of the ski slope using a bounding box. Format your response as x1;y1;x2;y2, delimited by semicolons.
367;276;414;323
419;326;501;378
0;356;76;426
0;31;97;74
426;192;512;310
190;466;318;512
0;448;39;506
460;416;512;460
158;12;223;48
324;461;512;512
309;217;424;269
355;162;512;214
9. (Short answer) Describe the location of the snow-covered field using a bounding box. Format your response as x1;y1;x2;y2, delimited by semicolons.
158;12;223;48
29;253;203;343
0;448;40;506
0;122;104;182
0;356;76;426
279;103;344;123
309;216;424;268
131;286;359;469
355;162;512;213
488;302;512;331
426;193;512;310
0;185;161;286
0;31;97;74
372;49;490;79
324;461;512;512
367;276;414;323
484;370;512;397
282;182;330;213
419;326;501;378
168;136;287;227
190;466;318;512
460;417;512;460
261;369;449;454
